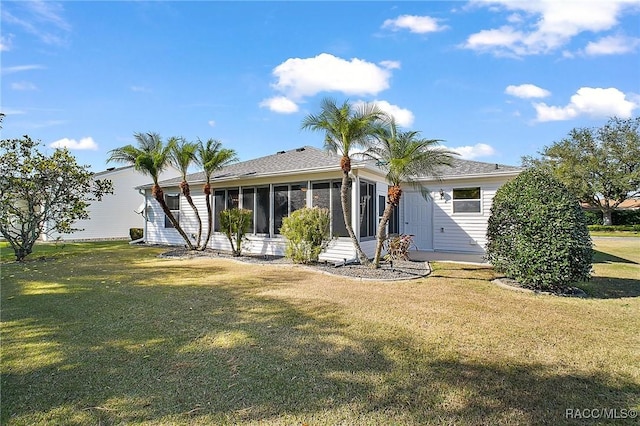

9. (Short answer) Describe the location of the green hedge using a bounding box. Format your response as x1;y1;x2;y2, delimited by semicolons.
588;224;640;232
486;169;593;291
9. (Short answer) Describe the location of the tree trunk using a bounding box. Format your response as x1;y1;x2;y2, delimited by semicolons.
180;181;203;249
201;184;213;250
340;169;370;265
153;185;195;250
602;208;613;226
372;201;396;268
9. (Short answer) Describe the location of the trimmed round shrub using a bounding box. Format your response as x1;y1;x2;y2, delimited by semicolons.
486;168;593;291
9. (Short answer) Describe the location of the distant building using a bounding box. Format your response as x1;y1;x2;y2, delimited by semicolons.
42;165;181;241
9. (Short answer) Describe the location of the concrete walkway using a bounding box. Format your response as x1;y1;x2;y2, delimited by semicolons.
408;250;489;265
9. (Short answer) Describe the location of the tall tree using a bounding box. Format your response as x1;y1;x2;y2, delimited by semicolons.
523;117;640;225
301;98;388;265
363;120;456;268
0;134;113;261
170;137;202;248
195;138;238;250
108;132;195;249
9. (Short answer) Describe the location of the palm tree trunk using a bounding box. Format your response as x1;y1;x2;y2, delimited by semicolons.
373;201;396;268
153;185;195;250
201;184;213;250
180;181;203;248
341;170;370;265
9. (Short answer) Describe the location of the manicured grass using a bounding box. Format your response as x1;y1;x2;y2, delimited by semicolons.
1;240;639;425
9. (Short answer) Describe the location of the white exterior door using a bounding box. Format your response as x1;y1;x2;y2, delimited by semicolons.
403;192;433;250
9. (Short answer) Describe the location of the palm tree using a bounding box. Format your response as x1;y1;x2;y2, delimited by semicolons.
363;120;457;268
195;138;238;250
107;132;195;250
301;98;388;265
169;137;202;248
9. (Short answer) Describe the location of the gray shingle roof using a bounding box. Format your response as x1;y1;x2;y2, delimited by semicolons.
433;158;522;177
152;145;521;188
159;146;344;186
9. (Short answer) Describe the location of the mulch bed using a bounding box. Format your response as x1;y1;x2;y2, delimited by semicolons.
159;247;430;281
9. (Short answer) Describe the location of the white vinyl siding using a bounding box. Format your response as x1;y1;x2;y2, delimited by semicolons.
432;182;502;253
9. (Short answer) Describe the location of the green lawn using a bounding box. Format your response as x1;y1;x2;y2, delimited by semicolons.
1;240;639;425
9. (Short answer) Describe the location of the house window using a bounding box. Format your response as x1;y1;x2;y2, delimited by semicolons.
274;183;307;234
453;187;481;213
213;188;240;231
213;190;226;232
255;186;270;234
242;188;255;231
164;194;180;228
378;194;400;235
359;181;375;239
332;181;350;237
313;181;347;238
273;185;289;234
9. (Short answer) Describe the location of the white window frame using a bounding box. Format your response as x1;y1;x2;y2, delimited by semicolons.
452;187;482;214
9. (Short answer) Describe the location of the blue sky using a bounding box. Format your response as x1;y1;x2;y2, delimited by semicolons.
2;0;639;172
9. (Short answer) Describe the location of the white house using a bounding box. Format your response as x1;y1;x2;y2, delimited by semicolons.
43;165;181;241
138;146;522;261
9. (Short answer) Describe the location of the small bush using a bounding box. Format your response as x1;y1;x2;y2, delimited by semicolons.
129;228;143;241
486;169;593;291
219;208;252;256
280;207;330;263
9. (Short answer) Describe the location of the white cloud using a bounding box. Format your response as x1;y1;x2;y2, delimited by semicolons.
584;35;640;56
208;120;216;127
354;100;415;127
259;96;299;114
1;1;71;46
271;53;393;100
50;137;99;151
505;84;551;99
11;81;37;91
379;60;401;70
382;15;447;34
263;53;396;114
0;34;13;51
534;87;637;122
463;0;638;56
448;143;496;160
1;64;45;75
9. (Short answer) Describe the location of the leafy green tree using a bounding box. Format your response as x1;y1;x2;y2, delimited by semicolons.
0;135;113;261
363;120;456;268
195;138;238;250
280;207;331;263
301;98;388;265
108;132;195;250
170;137;202;248
219;208;252;256
486;168;592;291
523;117;640;225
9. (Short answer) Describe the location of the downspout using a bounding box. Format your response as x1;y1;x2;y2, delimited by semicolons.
130;188;147;245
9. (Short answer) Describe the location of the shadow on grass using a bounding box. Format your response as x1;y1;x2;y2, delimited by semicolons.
2;246;638;424
593;249;639;265
580;277;640;299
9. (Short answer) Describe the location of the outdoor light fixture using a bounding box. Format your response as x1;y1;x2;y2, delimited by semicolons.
439;189;445;199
